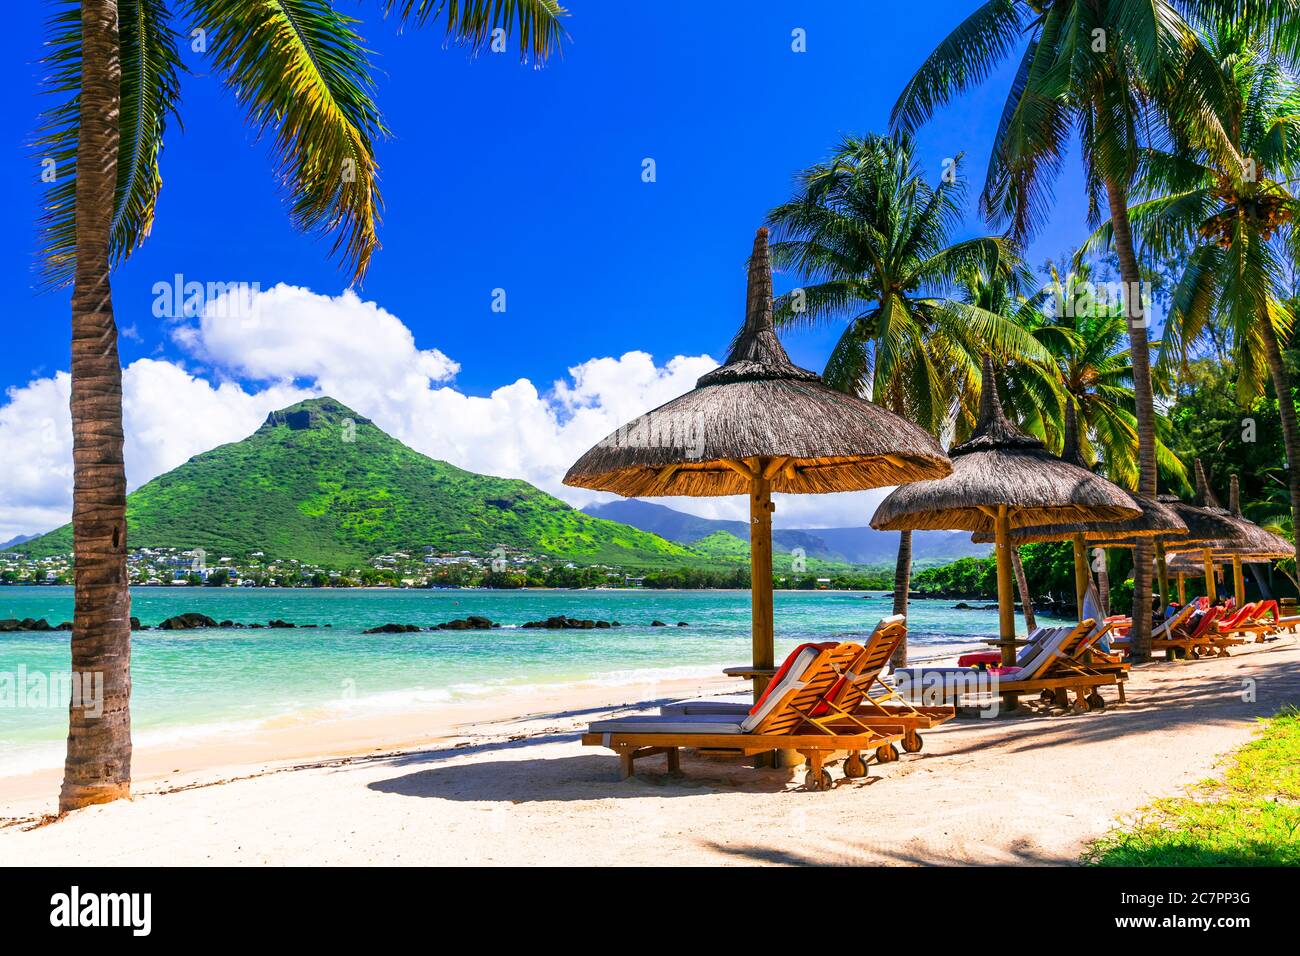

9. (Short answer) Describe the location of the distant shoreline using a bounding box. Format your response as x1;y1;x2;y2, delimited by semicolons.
0;583;945;596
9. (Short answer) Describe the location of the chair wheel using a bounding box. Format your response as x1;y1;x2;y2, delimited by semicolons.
1070;695;1088;714
875;743;900;763
804;768;833;791
1039;689;1056;704
902;730;923;753
843;754;868;779
1085;692;1106;712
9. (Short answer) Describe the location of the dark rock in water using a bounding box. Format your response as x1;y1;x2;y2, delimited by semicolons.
300;624;318;628
158;613;219;630
219;620;235;628
0;617;55;631
267;619;296;629
0;618;58;631
953;603;976;610
250;623;265;628
434;616;498;631
676;622;689;627
364;622;422;634
521;616;618;630
650;620;667;627
130;617;145;631
56;621;73;631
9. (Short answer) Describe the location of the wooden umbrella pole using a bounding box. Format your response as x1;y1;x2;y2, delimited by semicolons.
1232;555;1245;607
995;505;1016;666
1072;534;1089;622
1203;549;1217;604
749;470;775;703
1178;572;1187;606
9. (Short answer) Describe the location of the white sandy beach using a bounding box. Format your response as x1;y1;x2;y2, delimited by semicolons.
2;633;1297;866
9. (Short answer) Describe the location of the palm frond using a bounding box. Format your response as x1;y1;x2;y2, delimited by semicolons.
183;0;386;281
384;0;568;62
891;0;1025;133
34;0;183;287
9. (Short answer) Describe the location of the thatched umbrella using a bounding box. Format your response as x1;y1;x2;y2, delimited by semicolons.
1164;549;1230;605
565;228;951;705
970;400;1186;619
1214;474;1292;604
1166;461;1289;604
872;357;1140;665
1139;475;1243;605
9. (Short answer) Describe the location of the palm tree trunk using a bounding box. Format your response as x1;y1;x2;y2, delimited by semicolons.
1106;178;1156;660
890;530;911;667
60;0;132;813
888;389;914;668
1261;323;1300;573
1097;560;1111;617
1011;547;1036;632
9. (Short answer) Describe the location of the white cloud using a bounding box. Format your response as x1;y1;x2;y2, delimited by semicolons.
0;283;891;543
0;285;720;539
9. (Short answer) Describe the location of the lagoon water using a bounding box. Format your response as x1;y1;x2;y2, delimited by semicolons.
0;586;1072;776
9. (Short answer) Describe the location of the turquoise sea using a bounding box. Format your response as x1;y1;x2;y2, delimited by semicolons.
0;586;1071;776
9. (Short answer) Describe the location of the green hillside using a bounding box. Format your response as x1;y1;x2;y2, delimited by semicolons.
689;530;753;560
18;397;699;569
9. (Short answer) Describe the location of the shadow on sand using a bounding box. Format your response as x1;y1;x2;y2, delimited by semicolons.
364;640;1300;807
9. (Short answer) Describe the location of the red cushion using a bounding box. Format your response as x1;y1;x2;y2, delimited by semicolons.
748;642;837;717
958;651;1002;668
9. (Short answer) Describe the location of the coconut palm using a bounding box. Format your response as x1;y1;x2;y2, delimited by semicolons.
765;132;1051;664
890;0;1251;659
1093;22;1300;574
36;0;567;812
1038;267;1191;492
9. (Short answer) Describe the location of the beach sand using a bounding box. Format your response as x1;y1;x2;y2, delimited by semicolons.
2;633;1297;866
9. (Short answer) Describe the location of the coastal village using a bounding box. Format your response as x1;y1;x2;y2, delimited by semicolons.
0;544;589;589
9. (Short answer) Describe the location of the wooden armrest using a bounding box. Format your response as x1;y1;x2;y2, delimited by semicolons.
722;666;779;680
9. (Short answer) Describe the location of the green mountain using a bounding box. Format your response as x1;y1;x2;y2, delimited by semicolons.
18;397;699;569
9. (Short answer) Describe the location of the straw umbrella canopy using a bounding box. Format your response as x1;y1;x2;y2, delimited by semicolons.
1212;474;1292;604
1110;483;1244;605
873;357;1140;664
565;228;951;702
1163;549;1230;605
970;401;1187;619
1166;462;1291;603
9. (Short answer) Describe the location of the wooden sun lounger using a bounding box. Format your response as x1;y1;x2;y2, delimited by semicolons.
583;642;905;791
1218;601;1281;642
1152;606;1233;658
803;616;955;759
660;617;956;756
895;619;1124;714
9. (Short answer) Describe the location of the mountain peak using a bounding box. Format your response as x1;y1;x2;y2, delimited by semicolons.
261;397;371;432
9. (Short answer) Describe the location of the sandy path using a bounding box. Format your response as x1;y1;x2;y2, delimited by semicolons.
3;634;1296;866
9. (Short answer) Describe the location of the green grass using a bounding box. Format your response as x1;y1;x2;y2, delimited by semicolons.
1082;706;1300;866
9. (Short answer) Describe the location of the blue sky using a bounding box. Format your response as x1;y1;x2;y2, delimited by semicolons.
0;2;1098;538
1;1;1092;391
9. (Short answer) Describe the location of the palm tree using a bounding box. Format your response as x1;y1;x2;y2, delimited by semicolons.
1096;22;1300;574
890;0;1250;659
1037;267;1191;493
36;0;567;813
765;132;1051;665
